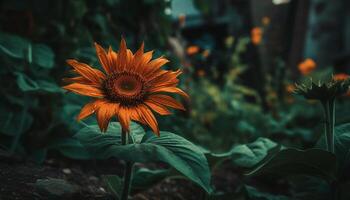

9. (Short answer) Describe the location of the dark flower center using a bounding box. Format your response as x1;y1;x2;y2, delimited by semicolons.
103;72;148;106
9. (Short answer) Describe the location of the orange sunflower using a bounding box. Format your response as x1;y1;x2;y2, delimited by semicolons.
63;38;188;136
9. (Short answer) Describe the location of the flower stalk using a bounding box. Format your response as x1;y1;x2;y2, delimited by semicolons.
294;77;350;153
121;128;133;200
321;99;335;153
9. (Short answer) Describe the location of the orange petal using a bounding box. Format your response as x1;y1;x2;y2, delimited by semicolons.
66;59;105;84
149;87;189;101
117;106;131;133
62;76;92;85
125;49;134;71
148;70;181;87
148;94;185;111
63;83;104;97
95;42;113;74
129;106;147;125
144;100;172;115
140;51;154;73
138;104;159;136
144;56;169;75
96;102;119;132
107;46;118;72
117;38;128;71
131;42;145;72
77;99;106;121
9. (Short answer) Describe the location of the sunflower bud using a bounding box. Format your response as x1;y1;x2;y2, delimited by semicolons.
294;77;350;101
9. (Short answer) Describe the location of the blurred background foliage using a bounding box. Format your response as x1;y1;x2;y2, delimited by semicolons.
0;0;349;163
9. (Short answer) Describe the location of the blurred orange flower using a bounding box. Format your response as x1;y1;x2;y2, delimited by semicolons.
285;84;296;93
178;14;186;27
333;73;349;81
197;69;206;77
186;45;200;55
202;49;210;58
298;58;316;75
262;17;270;26
333;73;350;96
251;27;263;45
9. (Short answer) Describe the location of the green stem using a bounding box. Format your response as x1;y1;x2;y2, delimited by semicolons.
322;99;335;153
120;128;133;200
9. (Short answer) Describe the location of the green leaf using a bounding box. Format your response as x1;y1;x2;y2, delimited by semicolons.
76;122;212;193
247;148;337;182
48;138;90;160
317;123;350;175
231;137;281;168
245;185;290;200
200;146;232;170
15;72;39;92
0;32;30;59
132;168;170;189
15;73;62;93
36;80;63;93
129;123;147;144
32;44;55;68
102;175;122;198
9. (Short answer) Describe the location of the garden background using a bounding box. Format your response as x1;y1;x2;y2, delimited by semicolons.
0;0;350;199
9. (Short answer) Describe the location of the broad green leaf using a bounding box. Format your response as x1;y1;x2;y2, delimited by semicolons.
247;148;337;182
245;185;290;200
0;32;54;68
36;80;63;93
132;168;170;189
15;73;62;93
317;123;350;176
76;122;212;193
15;72;39;92
200;146;232;169
129;123;146;144
102;175;122;198
32;44;55;68
0;32;29;59
74;47;98;63
231;137;281;168
48;138;90;160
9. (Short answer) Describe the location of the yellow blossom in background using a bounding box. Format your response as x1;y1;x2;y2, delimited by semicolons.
251;27;263;45
262;16;270;26
298;58;316;75
225;36;235;48
186;45;200;55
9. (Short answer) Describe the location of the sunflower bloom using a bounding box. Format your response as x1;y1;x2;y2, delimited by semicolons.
63;38;188;136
